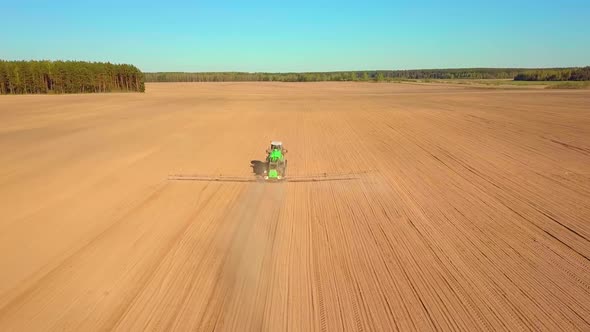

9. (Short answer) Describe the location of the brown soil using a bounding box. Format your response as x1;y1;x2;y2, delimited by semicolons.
1;82;589;331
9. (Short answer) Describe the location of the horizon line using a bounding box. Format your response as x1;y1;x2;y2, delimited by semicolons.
143;66;588;74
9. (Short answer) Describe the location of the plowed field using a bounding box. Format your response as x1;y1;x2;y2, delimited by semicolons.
1;82;589;331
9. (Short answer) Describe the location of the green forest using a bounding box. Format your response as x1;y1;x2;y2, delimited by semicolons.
145;67;590;83
514;67;590;81
145;69;523;83
0;60;145;94
1;61;588;95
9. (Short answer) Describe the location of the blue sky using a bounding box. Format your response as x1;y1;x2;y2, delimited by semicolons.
2;0;589;72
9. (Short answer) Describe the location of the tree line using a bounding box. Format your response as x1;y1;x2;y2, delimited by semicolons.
145;67;590;83
3;62;587;95
514;67;590;81
0;60;145;94
145;69;523;83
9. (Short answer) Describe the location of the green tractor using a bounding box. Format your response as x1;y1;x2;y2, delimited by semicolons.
265;141;287;180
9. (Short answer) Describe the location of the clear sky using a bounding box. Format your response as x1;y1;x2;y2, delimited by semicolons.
2;0;589;72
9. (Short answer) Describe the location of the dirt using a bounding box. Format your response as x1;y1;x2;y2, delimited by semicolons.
0;82;589;331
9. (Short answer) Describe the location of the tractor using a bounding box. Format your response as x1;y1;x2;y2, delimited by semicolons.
265;141;287;180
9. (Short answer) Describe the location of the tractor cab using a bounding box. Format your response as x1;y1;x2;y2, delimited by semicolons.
268;141;284;152
267;141;287;159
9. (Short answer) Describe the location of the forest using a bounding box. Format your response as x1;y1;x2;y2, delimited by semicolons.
144;69;525;83
145;67;590;83
514;67;590;81
0;60;145;94
2;62;588;95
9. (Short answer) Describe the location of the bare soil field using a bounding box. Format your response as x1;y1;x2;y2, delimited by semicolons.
1;82;589;331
